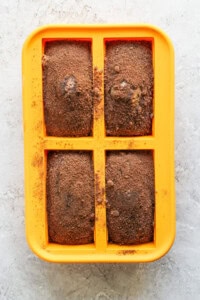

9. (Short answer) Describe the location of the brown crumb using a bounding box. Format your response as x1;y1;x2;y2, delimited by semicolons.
97;198;103;204
118;250;136;255
107;179;114;187
111;210;120;217
114;65;120;73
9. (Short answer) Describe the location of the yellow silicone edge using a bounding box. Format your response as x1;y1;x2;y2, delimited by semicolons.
22;24;175;263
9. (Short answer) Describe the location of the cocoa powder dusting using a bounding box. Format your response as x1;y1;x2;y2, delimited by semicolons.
105;41;154;136
47;152;94;245
45;40;155;246
106;151;155;245
93;67;103;119
43;41;93;137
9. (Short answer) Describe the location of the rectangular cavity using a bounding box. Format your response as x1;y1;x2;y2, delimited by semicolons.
106;151;155;245
105;40;154;136
43;40;93;137
47;151;95;245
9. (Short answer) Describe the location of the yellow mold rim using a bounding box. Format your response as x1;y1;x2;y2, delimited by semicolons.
22;24;175;263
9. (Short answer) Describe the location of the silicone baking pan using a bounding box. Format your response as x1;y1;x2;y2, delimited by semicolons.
22;25;175;262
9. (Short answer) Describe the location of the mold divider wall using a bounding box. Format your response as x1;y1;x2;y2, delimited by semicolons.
92;36;107;252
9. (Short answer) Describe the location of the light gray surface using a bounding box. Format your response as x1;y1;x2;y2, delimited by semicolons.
0;0;200;299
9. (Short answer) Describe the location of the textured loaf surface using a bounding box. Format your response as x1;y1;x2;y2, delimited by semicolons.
105;41;153;136
106;151;155;244
43;41;93;137
47;151;95;245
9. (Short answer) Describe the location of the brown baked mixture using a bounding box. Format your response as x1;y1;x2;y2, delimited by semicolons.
43;41;93;137
105;41;153;136
47;151;95;245
106;151;155;244
45;40;155;246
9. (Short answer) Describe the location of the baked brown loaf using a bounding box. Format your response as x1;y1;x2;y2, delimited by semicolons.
105;41;153;136
106;151;155;245
47;152;95;245
43;41;93;137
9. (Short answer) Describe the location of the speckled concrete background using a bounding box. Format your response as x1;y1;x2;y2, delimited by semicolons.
1;0;200;299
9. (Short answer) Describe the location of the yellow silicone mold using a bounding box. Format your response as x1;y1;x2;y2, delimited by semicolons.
22;25;175;263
